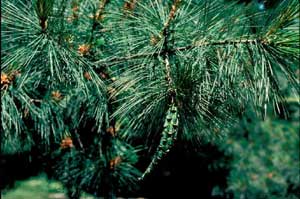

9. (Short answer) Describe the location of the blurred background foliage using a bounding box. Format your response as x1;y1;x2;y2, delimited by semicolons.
1;175;96;199
211;101;299;199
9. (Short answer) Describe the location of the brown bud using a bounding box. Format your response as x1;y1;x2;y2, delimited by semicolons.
1;73;10;85
65;35;74;44
227;139;233;144
60;137;74;149
106;126;116;136
1;71;20;90
109;156;122;169
84;71;92;80
267;172;274;179
78;44;90;56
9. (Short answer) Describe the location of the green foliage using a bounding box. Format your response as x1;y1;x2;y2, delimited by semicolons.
54;139;141;195
2;175;96;199
1;70;41;153
108;0;299;144
212;106;300;199
1;0;140;196
1;0;108;153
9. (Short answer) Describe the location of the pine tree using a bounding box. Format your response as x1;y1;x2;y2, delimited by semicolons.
1;0;299;198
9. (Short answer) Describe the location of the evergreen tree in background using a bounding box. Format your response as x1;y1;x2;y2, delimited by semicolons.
1;0;299;198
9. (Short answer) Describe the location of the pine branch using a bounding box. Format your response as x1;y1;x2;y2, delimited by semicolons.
97;32;297;67
95;38;262;66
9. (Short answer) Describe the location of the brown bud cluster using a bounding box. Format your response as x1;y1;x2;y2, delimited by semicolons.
1;71;21;90
109;156;122;169
78;44;90;56
60;137;74;149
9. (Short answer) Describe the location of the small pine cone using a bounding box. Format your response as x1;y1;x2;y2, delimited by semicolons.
109;156;122;169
